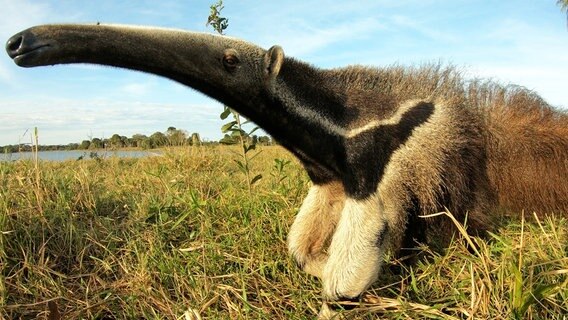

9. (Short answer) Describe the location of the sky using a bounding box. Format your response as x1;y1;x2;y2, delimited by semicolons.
1;0;567;146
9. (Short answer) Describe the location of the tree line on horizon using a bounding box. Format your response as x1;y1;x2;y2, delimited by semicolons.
1;126;273;153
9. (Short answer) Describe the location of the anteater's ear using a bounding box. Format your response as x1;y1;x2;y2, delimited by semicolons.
264;45;284;80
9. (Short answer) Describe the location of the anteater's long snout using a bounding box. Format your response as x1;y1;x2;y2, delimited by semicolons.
5;24;245;69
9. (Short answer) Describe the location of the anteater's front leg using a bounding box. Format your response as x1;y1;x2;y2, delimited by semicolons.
288;182;345;278
322;195;386;300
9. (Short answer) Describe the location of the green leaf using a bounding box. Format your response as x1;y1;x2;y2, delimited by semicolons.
251;174;263;185
231;129;245;137
171;210;192;230
520;282;563;315
221;121;237;133
220;107;232;120
219;136;237;145
409;267;420;294
509;262;524;313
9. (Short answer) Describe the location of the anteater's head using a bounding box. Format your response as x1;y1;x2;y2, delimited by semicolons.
6;24;285;113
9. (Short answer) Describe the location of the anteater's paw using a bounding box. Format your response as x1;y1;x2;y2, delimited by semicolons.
321;242;382;300
322;261;368;301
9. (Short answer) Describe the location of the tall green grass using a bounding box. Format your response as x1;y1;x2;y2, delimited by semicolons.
1;146;566;319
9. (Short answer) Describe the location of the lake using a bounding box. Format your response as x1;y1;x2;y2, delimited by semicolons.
0;150;162;162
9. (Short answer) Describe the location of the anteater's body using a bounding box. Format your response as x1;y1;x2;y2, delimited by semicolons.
6;24;568;312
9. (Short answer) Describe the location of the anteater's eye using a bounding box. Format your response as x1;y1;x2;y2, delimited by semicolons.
223;51;240;71
224;56;237;65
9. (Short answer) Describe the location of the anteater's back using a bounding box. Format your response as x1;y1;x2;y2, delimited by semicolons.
381;65;568;215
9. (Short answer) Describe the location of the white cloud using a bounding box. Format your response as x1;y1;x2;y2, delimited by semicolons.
0;0;50;35
279;18;384;57
120;82;153;96
465;17;568;108
389;15;459;43
0;1;51;84
0;64;11;82
232;1;388;58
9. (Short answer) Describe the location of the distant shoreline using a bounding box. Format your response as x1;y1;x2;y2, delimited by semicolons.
2;146;151;154
0;149;164;162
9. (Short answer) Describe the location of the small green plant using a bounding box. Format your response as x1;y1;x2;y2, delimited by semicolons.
206;0;228;34
270;158;292;193
272;158;291;182
32;127;43;214
220;109;263;191
206;0;262;192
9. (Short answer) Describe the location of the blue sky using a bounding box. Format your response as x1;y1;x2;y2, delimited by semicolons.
1;0;567;145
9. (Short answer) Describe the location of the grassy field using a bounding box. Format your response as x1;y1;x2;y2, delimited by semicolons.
1;146;566;319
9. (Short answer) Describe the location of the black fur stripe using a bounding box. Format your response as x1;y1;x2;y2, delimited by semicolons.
343;101;435;199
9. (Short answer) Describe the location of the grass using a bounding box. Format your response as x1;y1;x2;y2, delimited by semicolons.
0;146;566;319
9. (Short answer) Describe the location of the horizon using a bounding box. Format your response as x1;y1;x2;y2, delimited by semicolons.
1;0;567;146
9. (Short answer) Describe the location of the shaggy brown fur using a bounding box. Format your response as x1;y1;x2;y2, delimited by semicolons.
469;81;568;214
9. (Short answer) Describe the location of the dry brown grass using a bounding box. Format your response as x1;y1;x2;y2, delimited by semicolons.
1;146;566;319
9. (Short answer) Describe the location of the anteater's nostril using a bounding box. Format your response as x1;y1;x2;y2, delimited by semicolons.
6;35;24;55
